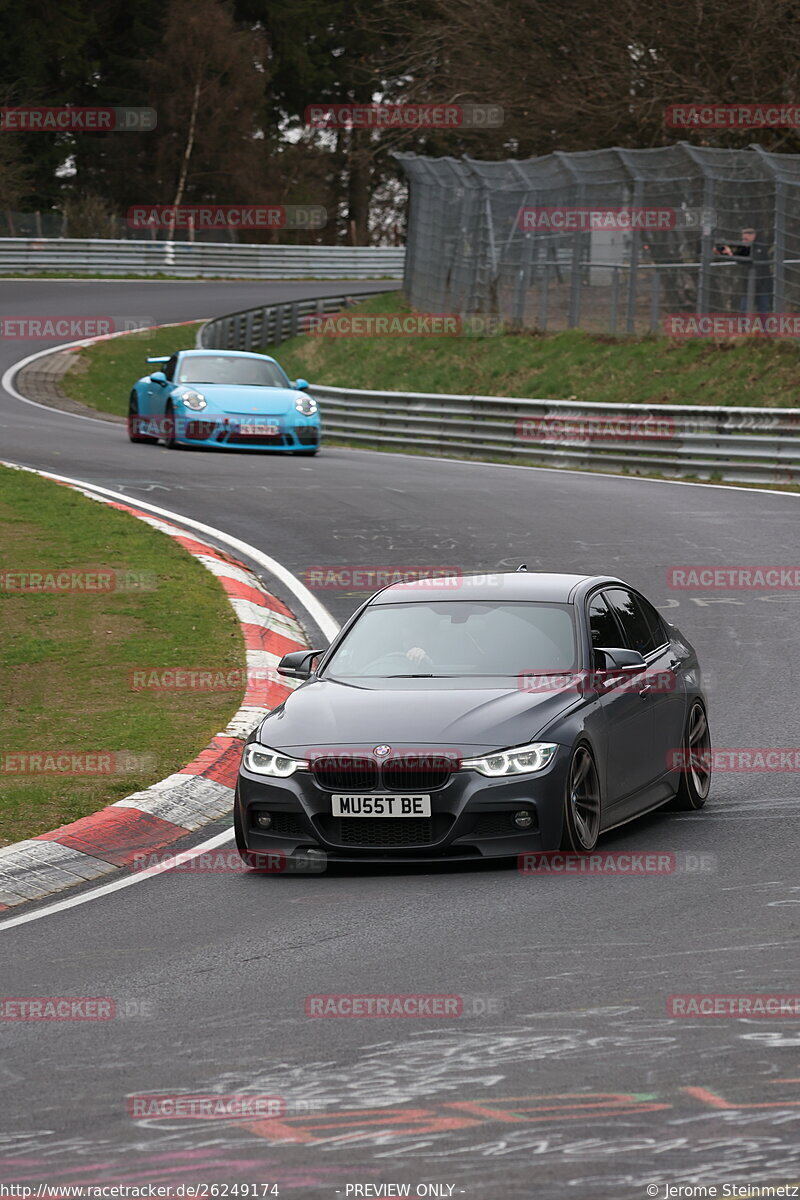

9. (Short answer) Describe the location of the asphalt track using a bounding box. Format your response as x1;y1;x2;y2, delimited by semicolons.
1;279;799;1199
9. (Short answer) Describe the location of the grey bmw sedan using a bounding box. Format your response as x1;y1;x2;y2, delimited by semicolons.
234;572;711;865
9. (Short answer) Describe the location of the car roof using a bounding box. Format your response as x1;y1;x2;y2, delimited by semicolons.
371;572;627;605
177;349;279;365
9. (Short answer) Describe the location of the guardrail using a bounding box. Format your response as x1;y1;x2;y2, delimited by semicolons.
309;385;800;486
0;238;405;279
197;287;400;350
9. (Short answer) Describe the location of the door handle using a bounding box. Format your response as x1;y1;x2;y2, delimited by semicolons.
668;657;679;670
639;682;652;696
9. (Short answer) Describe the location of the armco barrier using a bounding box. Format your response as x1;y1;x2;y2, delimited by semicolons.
198;289;398;351
197;296;800;486
0;238;405;279
309;385;800;486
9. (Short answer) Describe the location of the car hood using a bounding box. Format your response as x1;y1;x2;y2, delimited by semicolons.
172;384;304;416
257;677;579;756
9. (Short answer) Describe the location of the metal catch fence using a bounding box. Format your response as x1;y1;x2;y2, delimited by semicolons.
396;144;800;333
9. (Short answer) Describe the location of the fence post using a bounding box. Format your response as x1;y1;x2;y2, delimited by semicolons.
567;185;584;329
539;261;550;331
610;267;620;334
625;181;643;333
649;269;661;333
697;177;715;315
512;234;533;329
774;179;786;313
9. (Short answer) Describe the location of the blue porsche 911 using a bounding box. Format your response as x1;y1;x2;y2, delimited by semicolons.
127;349;320;454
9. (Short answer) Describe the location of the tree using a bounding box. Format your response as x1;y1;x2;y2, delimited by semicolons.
146;0;270;212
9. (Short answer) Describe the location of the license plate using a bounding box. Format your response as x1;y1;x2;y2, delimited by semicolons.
239;423;278;435
331;795;431;817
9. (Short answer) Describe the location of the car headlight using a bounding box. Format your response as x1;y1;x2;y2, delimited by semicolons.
180;389;207;411
295;395;318;416
461;742;558;776
242;743;307;777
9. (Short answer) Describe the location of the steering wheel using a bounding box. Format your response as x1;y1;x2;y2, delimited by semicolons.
359;650;434;673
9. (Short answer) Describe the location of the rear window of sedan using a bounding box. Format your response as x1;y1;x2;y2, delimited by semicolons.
323;601;578;678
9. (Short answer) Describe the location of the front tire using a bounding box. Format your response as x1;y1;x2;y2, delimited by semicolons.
669;701;711;810
128;392;158;443
234;800;259;869
164;400;182;450
560;744;602;851
234;799;247;855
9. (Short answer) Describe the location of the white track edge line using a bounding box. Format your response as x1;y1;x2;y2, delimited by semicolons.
0;828;234;931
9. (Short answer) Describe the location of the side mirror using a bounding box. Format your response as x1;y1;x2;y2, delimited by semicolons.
150;371;168;385
277;649;324;679
292;378;310;391
593;647;647;671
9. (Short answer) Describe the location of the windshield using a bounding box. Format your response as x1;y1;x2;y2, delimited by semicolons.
321;600;577;678
177;355;289;387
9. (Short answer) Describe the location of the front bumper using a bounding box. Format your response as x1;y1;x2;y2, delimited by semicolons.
236;745;570;862
172;414;320;451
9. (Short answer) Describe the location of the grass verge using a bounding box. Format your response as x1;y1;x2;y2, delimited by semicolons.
0;465;245;846
275;291;800;408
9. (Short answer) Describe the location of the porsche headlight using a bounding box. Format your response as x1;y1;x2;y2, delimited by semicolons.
180;389;207;411
295;395;318;416
242;743;307;777
461;742;558;776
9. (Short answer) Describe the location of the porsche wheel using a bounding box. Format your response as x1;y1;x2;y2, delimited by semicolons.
128;392;157;444
164;400;182;450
